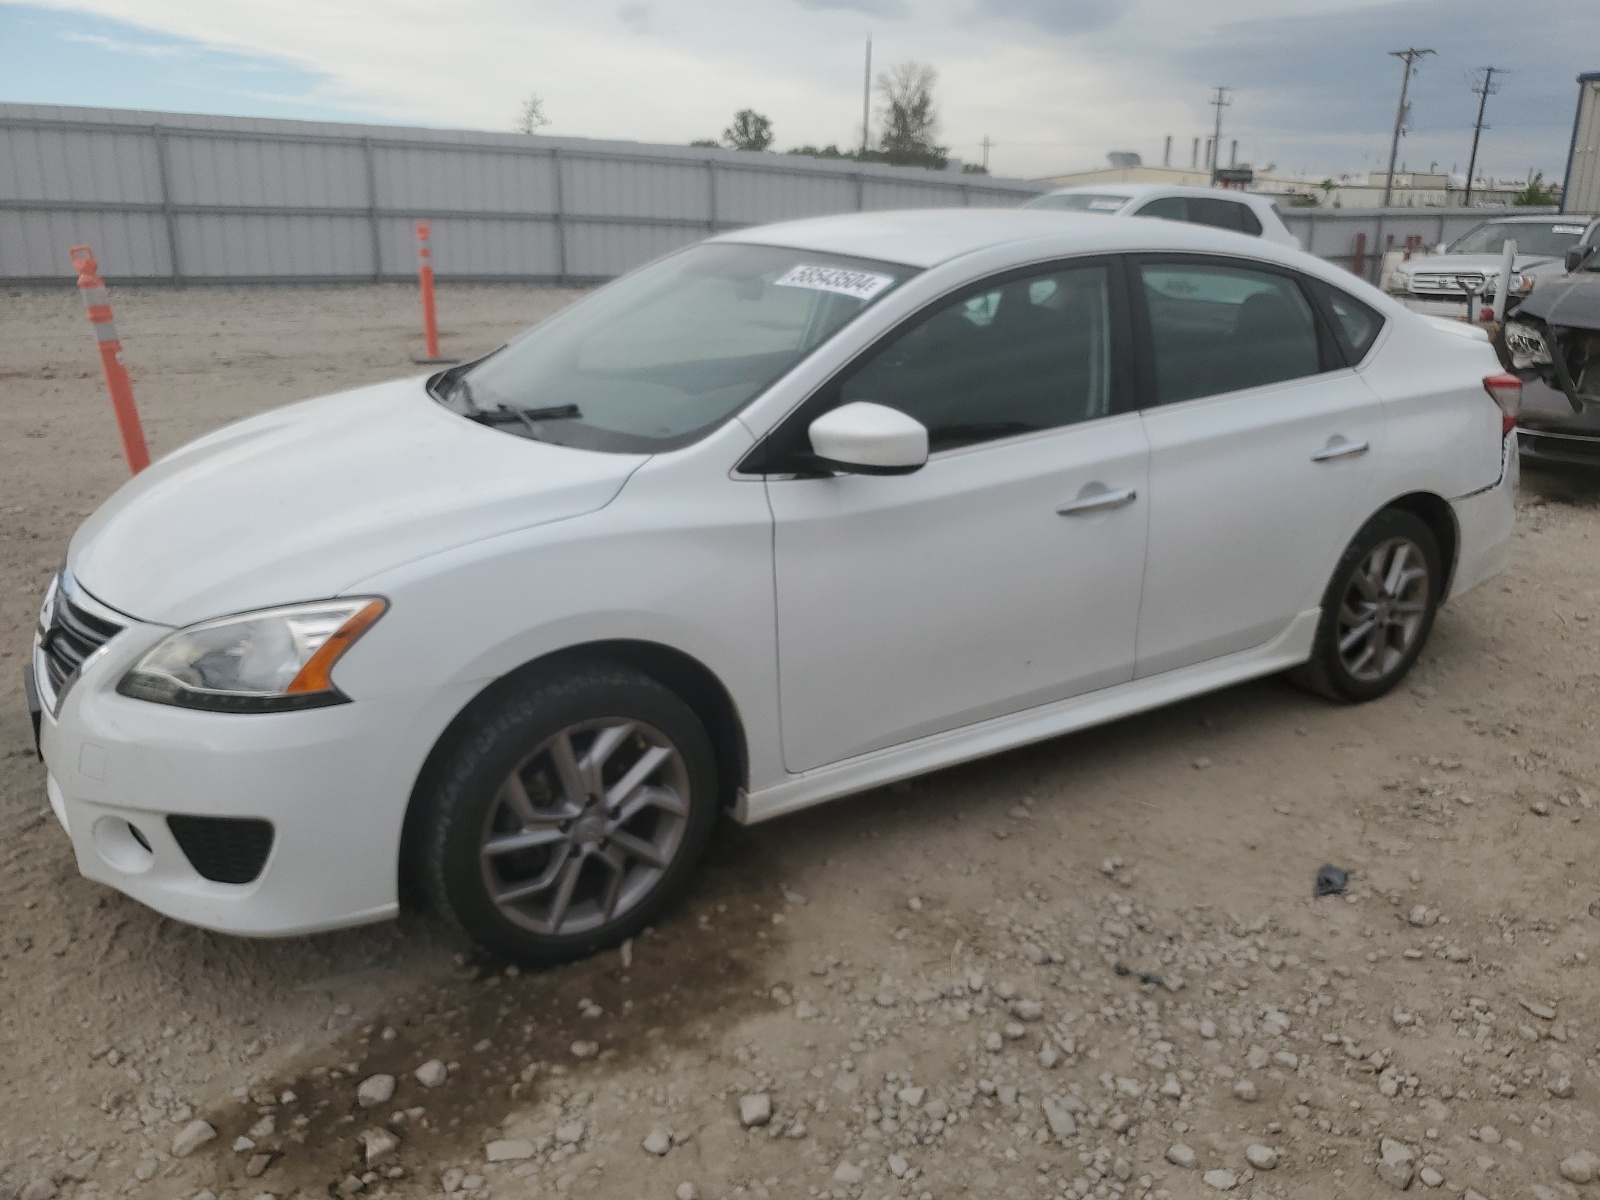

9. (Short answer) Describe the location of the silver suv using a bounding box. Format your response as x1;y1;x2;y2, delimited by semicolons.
1389;214;1598;315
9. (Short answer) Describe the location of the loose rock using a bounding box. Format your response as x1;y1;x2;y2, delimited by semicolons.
1202;1169;1238;1191
1376;1138;1415;1190
642;1128;672;1157
739;1094;772;1128
172;1120;218;1158
357;1074;396;1108
1166;1144;1197;1169
414;1060;448;1089
1245;1144;1278;1170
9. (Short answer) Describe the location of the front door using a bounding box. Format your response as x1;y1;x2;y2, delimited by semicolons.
766;260;1151;773
1130;256;1385;676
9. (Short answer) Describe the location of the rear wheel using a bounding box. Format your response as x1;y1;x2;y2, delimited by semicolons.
1290;509;1442;703
420;662;718;965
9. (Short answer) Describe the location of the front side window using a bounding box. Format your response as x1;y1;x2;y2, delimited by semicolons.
448;243;915;452
836;263;1116;452
1135;196;1188;223
1139;261;1324;404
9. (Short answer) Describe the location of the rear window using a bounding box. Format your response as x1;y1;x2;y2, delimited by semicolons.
1307;278;1385;363
1025;192;1131;213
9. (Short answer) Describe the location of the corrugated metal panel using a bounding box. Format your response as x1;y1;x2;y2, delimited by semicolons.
862;179;963;210
564;221;701;278
0;208;168;278
175;213;372;277
1567;79;1600;215
386;216;561;277
717;168;859;224
564;157;712;220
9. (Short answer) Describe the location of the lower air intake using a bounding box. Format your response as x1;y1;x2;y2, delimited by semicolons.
167;815;275;884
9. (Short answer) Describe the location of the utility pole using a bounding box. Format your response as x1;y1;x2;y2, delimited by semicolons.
1464;66;1501;207
1208;86;1231;183
1383;48;1434;207
980;135;992;171
861;37;872;155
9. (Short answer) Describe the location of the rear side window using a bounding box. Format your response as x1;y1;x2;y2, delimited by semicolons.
1138;261;1325;403
1136;196;1263;237
1306;278;1386;363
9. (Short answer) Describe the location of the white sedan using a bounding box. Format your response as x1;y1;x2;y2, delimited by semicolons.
31;208;1518;963
1023;183;1300;248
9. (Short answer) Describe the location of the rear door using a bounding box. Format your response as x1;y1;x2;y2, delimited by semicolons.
1129;255;1384;676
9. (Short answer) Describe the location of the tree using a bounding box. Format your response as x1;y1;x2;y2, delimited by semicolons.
876;62;947;169
723;109;774;152
786;144;854;160
961;162;988;174
1513;172;1560;207
689;138;720;148
516;94;551;134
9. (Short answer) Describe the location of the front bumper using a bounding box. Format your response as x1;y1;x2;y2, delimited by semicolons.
34;604;476;937
1517;378;1600;467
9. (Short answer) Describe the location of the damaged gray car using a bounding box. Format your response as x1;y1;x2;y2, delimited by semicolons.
1500;239;1600;467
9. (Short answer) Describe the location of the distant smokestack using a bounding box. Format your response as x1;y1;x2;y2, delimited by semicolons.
1163;135;1172;167
1204;137;1214;169
1191;137;1199;168
1230;139;1238;167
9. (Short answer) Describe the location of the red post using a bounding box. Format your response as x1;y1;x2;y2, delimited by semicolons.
1351;232;1367;279
413;219;451;364
70;245;150;474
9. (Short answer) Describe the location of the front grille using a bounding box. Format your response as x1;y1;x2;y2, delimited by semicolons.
1409;271;1487;296
41;586;123;696
167;816;275;884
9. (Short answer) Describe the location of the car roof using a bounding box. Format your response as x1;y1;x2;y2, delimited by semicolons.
1039;183;1276;207
714;207;1293;271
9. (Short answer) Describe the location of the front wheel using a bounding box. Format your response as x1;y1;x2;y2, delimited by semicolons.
419;662;719;965
1289;508;1443;703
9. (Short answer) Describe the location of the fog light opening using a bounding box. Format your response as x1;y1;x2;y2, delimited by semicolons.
92;816;155;875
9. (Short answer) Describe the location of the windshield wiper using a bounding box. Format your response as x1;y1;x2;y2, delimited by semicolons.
458;394;584;438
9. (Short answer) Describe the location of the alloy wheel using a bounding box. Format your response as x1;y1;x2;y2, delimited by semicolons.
1335;536;1431;684
477;718;690;936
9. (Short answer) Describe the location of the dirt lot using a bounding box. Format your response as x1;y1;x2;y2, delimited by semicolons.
4;282;1600;1200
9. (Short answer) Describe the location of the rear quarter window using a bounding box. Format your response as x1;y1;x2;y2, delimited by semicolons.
1306;278;1386;363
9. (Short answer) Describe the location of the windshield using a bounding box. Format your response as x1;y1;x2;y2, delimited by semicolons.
1446;220;1588;258
448;243;915;452
1023;192;1131;213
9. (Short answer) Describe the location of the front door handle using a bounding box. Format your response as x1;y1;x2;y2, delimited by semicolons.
1057;485;1138;516
1311;437;1370;462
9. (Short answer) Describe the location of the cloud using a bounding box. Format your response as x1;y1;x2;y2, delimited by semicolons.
969;0;1130;36
59;29;185;56
790;0;910;17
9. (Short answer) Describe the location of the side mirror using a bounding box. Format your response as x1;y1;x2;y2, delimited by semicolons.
1566;246;1588;273
805;401;928;475
1433;243;1448;255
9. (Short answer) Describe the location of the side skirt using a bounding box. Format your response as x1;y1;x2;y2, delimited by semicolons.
736;609;1321;824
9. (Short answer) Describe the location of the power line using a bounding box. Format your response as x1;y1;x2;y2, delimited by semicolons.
1463;66;1503;207
861;36;872;155
1382;48;1434;206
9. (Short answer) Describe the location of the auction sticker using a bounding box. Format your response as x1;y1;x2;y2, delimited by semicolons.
774;264;895;302
1554;224;1587;235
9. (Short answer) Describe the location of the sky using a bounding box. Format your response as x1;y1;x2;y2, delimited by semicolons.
0;0;1594;183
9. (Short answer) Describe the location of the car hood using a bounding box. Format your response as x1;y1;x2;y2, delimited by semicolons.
69;377;647;627
1515;273;1600;327
1398;252;1557;277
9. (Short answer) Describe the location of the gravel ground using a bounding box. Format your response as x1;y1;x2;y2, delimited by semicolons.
4;283;1600;1200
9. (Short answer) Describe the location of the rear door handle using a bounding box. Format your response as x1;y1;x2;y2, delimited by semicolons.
1057;485;1138;516
1311;437;1370;462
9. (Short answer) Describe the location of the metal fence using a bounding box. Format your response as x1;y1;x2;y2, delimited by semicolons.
0;103;1046;285
0;103;1550;288
1280;204;1558;285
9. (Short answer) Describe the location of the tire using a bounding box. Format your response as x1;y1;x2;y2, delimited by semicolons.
420;661;719;966
1289;508;1443;703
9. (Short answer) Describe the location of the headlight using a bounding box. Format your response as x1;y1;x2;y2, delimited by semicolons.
1503;321;1553;369
1511;274;1537;295
117;598;386;712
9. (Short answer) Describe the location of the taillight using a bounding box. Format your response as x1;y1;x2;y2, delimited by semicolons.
1484;373;1521;438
